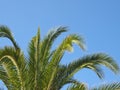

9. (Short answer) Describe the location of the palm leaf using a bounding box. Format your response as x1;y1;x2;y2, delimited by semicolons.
40;26;67;66
27;28;41;89
0;25;20;50
45;34;85;90
67;82;87;90
0;47;26;89
64;53;119;80
91;82;120;90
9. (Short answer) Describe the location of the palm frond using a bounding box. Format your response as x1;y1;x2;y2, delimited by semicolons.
0;65;10;89
45;34;85;90
65;53;119;80
1;59;20;89
40;26;67;66
27;28;41;89
0;47;26;89
91;82;120;90
67;82;87;90
0;25;20;50
49;34;85;67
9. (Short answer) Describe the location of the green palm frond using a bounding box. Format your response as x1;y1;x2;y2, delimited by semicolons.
0;47;26;89
45;34;85;90
27;28;41;89
65;53;119;80
28;28;40;67
67;82;87;90
1;59;20;89
0;65;10;88
0;25;20;50
91;82;120;90
49;34;85;67
40;27;67;65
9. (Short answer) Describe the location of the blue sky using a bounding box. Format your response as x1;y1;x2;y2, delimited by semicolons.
0;0;120;89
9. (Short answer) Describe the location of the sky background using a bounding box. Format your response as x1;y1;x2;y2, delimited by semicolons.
0;0;120;89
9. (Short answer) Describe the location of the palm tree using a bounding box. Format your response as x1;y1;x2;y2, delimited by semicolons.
0;25;119;90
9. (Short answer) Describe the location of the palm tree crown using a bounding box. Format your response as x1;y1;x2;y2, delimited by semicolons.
0;25;119;90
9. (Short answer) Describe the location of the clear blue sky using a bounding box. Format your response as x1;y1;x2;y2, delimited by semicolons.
0;0;120;89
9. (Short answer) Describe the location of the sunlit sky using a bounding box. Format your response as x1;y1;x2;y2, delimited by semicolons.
0;0;120;89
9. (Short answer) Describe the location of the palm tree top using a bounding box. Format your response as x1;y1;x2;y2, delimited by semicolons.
0;25;119;90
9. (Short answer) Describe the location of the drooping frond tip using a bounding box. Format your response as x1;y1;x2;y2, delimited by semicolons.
0;25;20;50
71;34;86;51
63;34;86;52
46;26;68;40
